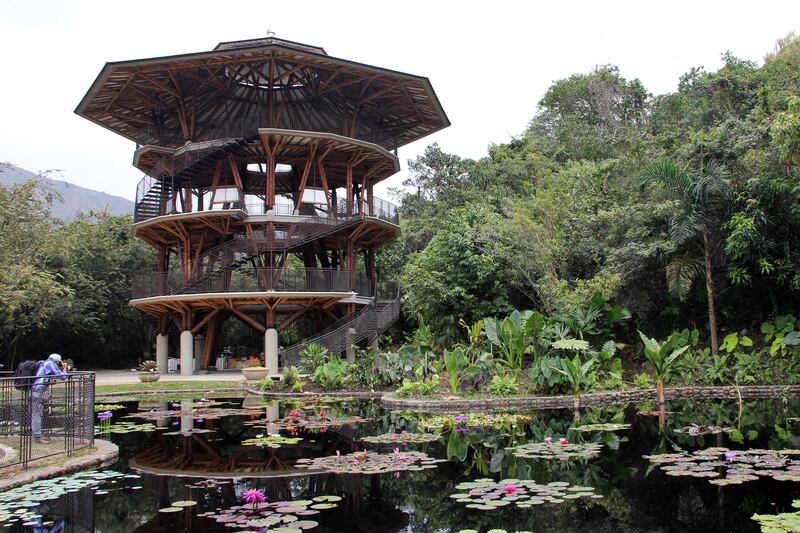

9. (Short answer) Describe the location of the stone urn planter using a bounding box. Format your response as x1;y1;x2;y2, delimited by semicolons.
138;372;161;383
138;360;162;383
242;367;270;381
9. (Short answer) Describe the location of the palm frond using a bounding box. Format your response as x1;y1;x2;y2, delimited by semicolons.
691;159;731;204
668;206;703;244
641;159;691;194
665;253;705;300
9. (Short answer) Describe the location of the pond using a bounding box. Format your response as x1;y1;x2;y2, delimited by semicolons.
3;395;800;532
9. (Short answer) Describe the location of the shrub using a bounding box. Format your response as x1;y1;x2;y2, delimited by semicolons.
243;356;264;368
138;360;160;373
259;377;273;392
311;356;350;390
633;372;653;389
283;366;300;389
300;343;330;373
488;372;519;396
395;374;441;397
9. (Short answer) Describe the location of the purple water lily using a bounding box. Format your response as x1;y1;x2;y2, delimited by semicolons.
97;411;113;421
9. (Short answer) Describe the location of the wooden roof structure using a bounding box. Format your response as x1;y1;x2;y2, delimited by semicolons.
75;36;449;151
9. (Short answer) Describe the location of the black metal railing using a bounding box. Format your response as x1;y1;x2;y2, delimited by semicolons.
281;294;401;366
132;267;366;299
0;371;94;470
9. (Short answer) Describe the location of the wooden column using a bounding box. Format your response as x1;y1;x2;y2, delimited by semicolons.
346;163;353;215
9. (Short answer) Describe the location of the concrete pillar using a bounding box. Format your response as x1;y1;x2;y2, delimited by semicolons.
345;327;356;362
264;328;279;374
156;400;169;428
180;330;194;376
156;334;169;374
369;335;380;351
193;334;204;371
180;399;193;433
266;400;280;435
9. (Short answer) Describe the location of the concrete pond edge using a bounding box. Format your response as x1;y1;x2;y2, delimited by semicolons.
380;384;800;410
0;439;119;492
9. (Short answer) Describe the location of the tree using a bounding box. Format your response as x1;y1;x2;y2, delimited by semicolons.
641;159;732;354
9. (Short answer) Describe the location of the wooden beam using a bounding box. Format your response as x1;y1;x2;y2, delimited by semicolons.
191;308;220;334
229;307;266;334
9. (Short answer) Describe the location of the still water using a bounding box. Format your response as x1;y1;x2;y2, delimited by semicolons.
5;396;800;532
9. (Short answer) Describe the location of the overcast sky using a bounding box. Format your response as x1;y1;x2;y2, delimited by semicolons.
1;1;798;202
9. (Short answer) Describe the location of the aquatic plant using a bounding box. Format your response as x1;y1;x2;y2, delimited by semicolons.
645;447;800;485
508;440;603;461
241;435;302;448
751;499;800;532
295;450;445;474
93;404;125;412
243;488;266;508
414;412;531;432
125;407;263;421
0;471;137;527
199;495;341;529
674;424;734;436
361;431;440;445
450;478;602;510
570;423;631;432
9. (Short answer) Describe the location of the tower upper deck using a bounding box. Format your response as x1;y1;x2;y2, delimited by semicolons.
75;36;449;151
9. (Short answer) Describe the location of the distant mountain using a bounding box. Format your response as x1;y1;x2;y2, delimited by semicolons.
0;162;133;220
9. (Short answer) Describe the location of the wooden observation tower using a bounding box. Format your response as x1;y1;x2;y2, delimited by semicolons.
76;36;449;374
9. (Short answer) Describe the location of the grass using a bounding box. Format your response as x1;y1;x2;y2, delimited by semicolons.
96;380;244;395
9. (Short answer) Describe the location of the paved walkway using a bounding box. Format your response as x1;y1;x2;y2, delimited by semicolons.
94;369;247;385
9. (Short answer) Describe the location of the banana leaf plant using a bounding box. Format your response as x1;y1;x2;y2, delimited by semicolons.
484;310;546;377
550;355;595;414
638;331;690;404
443;347;482;394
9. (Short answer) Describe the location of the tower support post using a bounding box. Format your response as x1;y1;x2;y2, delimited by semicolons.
156;333;169;374
180;330;194;376
264;328;279;374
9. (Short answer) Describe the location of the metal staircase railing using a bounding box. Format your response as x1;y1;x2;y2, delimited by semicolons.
280;294;401;367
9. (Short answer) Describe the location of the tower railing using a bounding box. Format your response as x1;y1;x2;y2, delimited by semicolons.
131;267;371;299
0;371;95;471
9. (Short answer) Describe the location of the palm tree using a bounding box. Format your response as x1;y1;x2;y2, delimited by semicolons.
639;331;690;405
641;159;732;354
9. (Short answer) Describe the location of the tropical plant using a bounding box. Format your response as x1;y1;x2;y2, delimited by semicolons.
641;158;732;354
720;331;753;353
484;310;543;376
633;372;653;389
300;343;330;372
395;374;441;397
283;366;300;389
638;331;691;404
488;371;519;396
310;355;350;390
550;356;595;410
138;360;160;373
443;347;481;394
259;377;273;391
761;314;800;357
703;353;730;384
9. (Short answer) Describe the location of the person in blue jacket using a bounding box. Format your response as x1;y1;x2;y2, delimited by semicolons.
31;353;67;444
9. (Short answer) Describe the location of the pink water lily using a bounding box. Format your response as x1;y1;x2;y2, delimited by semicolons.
243;488;266;508
503;484;518;495
559;437;568;446
544;436;553;445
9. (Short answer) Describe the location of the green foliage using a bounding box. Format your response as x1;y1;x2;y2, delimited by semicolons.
258;377;273;392
633;372;653;389
488;372;519;396
310;355;351;390
720;331;753;353
283;366;300;389
300;343;330;373
761;314;800;356
395;374;441;397
443;347;481;394
551;355;595;398
484;310;542;376
638;331;691;384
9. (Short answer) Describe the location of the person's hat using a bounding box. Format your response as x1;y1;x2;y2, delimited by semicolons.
48;353;62;362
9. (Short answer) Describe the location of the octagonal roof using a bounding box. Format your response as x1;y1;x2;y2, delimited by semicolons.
75;36;449;150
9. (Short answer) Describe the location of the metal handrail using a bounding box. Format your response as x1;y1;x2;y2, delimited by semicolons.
280;294;401;366
0;371;94;470
132;267;370;299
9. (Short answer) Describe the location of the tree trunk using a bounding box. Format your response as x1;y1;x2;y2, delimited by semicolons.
656;378;666;405
702;231;719;355
573;394;581;423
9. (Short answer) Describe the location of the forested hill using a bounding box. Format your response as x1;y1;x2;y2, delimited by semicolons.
391;33;800;345
0;162;133;220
